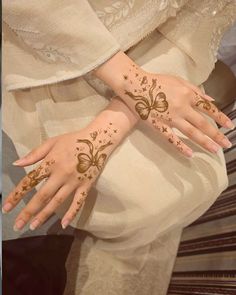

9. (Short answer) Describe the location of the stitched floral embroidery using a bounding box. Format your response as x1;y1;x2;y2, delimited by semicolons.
96;0;135;28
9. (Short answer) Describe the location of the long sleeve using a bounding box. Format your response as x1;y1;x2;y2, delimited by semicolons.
3;0;121;91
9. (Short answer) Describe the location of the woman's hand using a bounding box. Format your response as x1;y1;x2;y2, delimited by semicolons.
2;98;137;231
94;51;235;157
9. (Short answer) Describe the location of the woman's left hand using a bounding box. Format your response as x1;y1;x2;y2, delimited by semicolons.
2;98;137;231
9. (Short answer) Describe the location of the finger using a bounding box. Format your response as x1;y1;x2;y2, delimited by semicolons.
179;78;215;102
2;162;52;214
61;186;89;229
13;174;63;231
186;109;232;149
29;184;76;230
13;137;58;166
193;96;235;130
152;120;193;158
174;119;221;154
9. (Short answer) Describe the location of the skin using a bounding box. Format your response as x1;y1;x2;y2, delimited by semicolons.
2;98;138;231
94;51;235;157
2;51;235;231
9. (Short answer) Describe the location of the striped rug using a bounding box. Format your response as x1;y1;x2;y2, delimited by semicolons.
168;100;236;295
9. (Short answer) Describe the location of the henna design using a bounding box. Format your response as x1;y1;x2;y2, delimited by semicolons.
74;191;88;216
140;76;148;85
76;139;113;173
195;98;211;111
21;160;55;192
124;79;168;120
162;127;168;133
76;123;119;181
90;131;98;141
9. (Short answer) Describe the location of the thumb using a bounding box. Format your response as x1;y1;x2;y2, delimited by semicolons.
13;137;58;166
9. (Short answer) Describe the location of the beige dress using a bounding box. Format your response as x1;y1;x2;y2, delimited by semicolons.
2;1;236;294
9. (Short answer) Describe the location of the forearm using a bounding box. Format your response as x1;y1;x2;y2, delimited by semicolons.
93;51;140;93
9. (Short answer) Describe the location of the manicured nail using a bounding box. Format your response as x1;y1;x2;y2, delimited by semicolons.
13;219;25;231
225;121;235;130
2;202;13;213
30;219;40;231
12;159;25;166
209;143;219;153
221;138;232;148
61;219;70;229
186;149;193;158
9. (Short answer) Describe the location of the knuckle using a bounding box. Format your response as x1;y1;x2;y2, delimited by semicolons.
53;196;63;206
182;87;191;96
63;167;73;177
185;126;195;136
21;209;32;219
197;118;206;129
28;148;38;158
38;192;50;204
213;131;224;142
201;139;210;148
38;209;51;220
36;213;47;222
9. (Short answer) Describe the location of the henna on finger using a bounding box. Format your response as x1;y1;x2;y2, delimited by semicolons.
2;159;56;213
152;119;192;157
61;189;88;229
193;95;235;130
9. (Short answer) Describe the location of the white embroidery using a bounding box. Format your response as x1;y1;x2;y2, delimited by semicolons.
96;0;135;28
4;21;73;64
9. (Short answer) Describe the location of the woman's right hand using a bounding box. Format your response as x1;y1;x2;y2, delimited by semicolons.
94;51;235;158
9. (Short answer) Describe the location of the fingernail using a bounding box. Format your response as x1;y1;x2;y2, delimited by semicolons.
209;143;219;153
62;219;70;229
2;202;13;213
225;121;235;130
186;149;193;158
13;219;25;231
221;138;232;148
30;219;40;231
12;159;25;166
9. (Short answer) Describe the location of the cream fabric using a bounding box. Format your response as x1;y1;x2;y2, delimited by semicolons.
2;1;236;293
3;28;229;254
3;0;187;91
3;0;236;91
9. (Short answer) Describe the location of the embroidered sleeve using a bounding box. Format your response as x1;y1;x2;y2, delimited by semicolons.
3;0;120;67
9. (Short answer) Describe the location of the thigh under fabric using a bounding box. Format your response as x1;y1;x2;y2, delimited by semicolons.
3;30;228;253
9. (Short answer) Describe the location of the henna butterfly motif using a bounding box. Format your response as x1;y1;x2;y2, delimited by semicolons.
124;79;168;120
76;139;113;173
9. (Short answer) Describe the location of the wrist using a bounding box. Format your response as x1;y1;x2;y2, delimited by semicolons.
93;51;143;92
86;97;138;148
